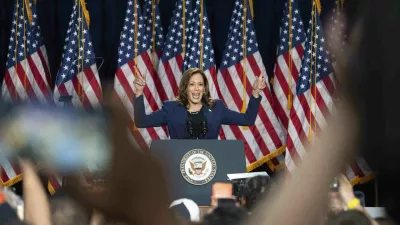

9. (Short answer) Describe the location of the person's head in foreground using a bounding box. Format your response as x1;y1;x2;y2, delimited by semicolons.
169;198;200;223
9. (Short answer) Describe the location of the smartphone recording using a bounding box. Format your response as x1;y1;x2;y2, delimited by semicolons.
0;103;112;175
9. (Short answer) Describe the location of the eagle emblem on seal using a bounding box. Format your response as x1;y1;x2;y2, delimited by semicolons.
180;149;217;185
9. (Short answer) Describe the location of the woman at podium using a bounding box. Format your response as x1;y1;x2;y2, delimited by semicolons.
133;68;266;139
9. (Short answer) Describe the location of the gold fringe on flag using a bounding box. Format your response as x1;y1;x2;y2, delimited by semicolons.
241;0;249;130
79;0;90;27
151;0;157;66
23;0;28;91
249;0;254;19
24;0;33;24
307;1;318;142
199;0;204;70
286;0;293;110
314;0;322;14
133;0;139;72
48;183;56;195
182;0;186;53
0;175;23;187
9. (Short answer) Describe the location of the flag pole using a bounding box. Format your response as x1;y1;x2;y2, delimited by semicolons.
77;0;82;99
199;0;204;70
312;0;319;140
132;0;139;132
133;0;139;77
307;1;317;142
182;0;186;54
151;0;156;66
241;0;249;130
14;1;20;100
287;0;293;110
80;0;86;105
22;0;28;98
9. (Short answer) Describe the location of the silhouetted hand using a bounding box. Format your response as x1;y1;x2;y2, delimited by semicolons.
64;94;179;225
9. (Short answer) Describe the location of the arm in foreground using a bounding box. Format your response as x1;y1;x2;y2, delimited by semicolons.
220;95;262;126
133;94;167;128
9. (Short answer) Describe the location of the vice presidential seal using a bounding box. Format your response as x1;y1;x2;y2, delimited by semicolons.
180;149;217;185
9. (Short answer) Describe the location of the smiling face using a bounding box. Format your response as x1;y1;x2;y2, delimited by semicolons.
186;73;205;106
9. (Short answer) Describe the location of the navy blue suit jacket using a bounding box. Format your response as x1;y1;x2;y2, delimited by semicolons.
133;95;262;139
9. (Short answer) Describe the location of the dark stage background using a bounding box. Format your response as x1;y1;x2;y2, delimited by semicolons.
0;0;361;87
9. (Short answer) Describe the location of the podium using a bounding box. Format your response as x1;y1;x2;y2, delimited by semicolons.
149;140;246;206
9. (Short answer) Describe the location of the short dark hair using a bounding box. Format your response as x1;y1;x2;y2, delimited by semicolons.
203;205;247;225
241;175;273;211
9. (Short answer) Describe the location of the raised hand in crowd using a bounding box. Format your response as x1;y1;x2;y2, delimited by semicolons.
64;91;180;225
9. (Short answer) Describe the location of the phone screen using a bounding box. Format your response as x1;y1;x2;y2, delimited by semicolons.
0;104;111;174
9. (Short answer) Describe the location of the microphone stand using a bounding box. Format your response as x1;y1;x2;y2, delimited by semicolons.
199;120;208;139
186;119;196;139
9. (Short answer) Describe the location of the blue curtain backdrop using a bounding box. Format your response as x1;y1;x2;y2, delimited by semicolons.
0;0;360;88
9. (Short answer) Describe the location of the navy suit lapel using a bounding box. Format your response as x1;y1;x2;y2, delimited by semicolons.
202;104;215;139
202;104;213;123
178;104;188;120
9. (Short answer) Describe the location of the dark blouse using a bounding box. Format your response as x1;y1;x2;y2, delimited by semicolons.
186;109;206;139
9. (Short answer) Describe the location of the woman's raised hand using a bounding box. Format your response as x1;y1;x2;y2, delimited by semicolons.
133;74;146;97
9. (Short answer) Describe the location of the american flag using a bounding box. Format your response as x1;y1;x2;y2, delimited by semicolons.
285;2;337;172
156;0;192;100
1;0;52;187
114;0;168;150
0;159;21;187
2;0;52;103
272;0;306;133
217;0;285;171
183;0;219;100
51;0;100;192
326;0;375;184
142;0;167;102
54;0;102;110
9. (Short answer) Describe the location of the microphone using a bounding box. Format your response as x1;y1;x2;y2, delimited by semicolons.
186;119;196;139
199;120;208;139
